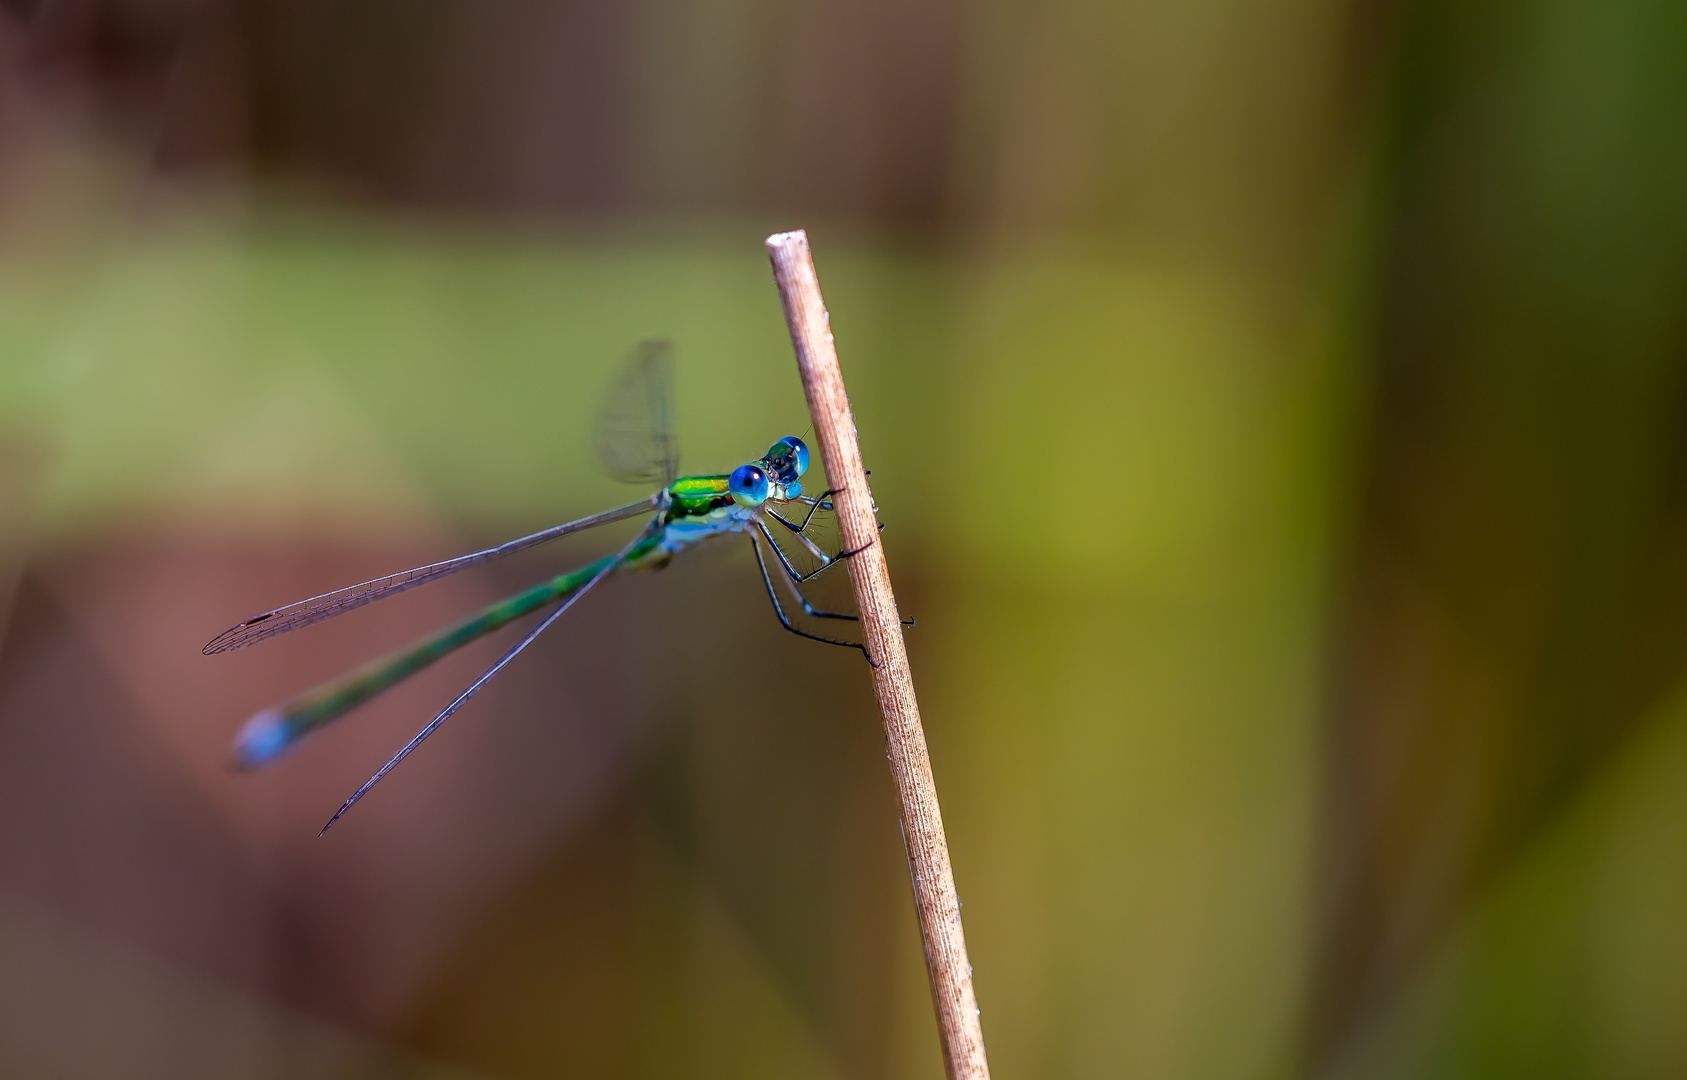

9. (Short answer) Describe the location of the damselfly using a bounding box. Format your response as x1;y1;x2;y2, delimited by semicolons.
206;342;894;832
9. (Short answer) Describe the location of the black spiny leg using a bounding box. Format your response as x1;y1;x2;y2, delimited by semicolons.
749;532;877;666
756;519;878;585
762;508;841;567
756;522;915;628
786;471;876;524
787;488;838;531
767;506;886;561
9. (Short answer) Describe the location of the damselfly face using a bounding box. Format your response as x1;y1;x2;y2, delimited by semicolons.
729;436;811;506
763;436;810;489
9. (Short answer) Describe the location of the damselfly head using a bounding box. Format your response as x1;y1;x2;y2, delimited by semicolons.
765;436;809;480
760;436;809;498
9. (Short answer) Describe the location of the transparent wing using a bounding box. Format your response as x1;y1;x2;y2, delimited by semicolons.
202;496;658;655
317;520;654;834
595;340;679;487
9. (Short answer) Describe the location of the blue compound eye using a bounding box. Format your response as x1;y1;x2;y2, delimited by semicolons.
729;464;770;507
765;436;810;481
781;437;810;478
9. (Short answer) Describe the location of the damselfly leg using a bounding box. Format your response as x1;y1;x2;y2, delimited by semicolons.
756;511;915;628
749;530;876;665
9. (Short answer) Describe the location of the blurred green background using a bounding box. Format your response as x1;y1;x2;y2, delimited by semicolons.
0;0;1683;1077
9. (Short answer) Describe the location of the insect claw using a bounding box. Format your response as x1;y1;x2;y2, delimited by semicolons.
838;537;876;559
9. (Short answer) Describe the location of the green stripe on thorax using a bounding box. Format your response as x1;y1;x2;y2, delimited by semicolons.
666;475;733;519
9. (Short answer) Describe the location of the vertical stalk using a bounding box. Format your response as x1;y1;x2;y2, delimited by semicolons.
766;229;989;1080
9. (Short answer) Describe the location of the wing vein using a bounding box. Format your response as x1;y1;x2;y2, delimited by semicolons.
203;495;658;655
317;519;655;833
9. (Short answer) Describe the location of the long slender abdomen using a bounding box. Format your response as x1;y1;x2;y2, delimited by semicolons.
231;553;616;768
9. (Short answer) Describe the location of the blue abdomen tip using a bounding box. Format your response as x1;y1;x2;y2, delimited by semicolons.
232;708;292;769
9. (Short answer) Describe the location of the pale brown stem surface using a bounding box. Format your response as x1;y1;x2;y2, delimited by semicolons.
766;230;989;1080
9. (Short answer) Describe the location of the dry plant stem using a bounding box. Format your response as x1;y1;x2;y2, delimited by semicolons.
766;230;989;1080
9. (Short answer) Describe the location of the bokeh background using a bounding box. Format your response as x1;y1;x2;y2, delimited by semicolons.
0;0;1684;1077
